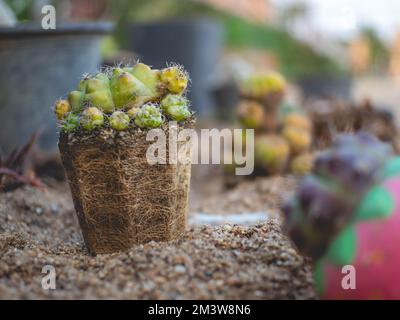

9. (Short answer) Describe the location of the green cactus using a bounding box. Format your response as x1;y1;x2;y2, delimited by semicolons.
283;113;312;132
160;94;191;122
129;63;160;100
109;111;130;131
110;69;148;109
282;126;312;155
126;106;140;119
290;153;314;175
54;99;71;120
134;104;163;129
56;63;192;133
81;107;105;131
241;72;286;98
237;100;265;129
160;65;188;95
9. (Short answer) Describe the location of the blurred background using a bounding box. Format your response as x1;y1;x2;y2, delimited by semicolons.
0;0;399;184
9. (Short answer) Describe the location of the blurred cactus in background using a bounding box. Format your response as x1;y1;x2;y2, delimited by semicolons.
226;71;314;182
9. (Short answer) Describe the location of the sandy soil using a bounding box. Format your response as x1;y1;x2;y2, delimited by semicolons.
0;168;315;299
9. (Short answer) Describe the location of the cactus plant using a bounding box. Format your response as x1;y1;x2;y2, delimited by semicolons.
283;132;393;261
81;107;105;131
282;126;312;155
283;113;312;132
160;94;191;122
290;153;314;175
240;72;286;99
84;73;115;113
54;99;71;120
283;134;400;298
56;62;195;254
159;65;188;95
56;63;193;134
236;100;265;129
68;90;85;113
229;71;315;179
109;110;130;131
134;103;163;129
60;113;80;132
126;106;140;119
254;134;290;175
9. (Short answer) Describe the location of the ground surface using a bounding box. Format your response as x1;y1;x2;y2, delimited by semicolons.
0;167;315;299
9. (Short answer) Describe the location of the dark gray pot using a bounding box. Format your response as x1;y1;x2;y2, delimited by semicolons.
0;22;113;155
125;18;223;117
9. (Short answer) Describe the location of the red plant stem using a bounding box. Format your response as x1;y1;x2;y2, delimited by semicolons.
0;168;45;189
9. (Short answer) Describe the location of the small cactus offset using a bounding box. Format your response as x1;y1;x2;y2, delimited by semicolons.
54;62;192;133
254;134;290;175
237;100;265;129
283;132;393;261
240;72;286;100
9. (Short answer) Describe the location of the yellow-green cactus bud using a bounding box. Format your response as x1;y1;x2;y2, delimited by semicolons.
85;91;115;114
134;104;163;129
61;113;80;132
290;153;314;175
283;113;312;132
255;134;290;174
160;94;191;122
109;110;130;131
282;126;312;155
81;107;104;131
160;66;188;94
55;99;71;120
68;90;85;113
237;100;265;129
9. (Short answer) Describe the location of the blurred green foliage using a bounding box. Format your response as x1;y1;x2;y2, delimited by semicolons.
219;13;346;79
360;26;389;72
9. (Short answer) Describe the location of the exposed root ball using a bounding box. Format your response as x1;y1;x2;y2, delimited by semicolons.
58;122;194;254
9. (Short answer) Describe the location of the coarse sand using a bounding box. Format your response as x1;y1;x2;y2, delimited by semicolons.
0;170;316;299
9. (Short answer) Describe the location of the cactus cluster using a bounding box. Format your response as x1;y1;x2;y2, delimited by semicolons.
54;63;192;133
240;72;286;100
283;132;393;261
233;72;314;176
